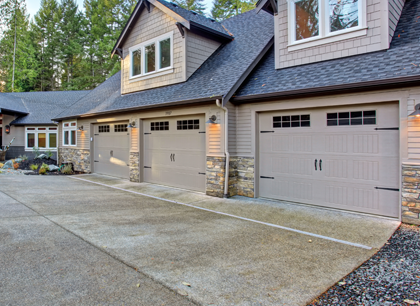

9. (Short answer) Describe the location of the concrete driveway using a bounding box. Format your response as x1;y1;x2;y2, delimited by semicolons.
0;174;400;305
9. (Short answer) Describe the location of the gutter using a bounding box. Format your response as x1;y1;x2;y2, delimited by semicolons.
215;99;230;198
231;75;420;103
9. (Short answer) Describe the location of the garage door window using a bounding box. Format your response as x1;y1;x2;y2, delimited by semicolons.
99;125;110;133
273;115;310;128
151;121;169;131
114;124;128;132
327;110;376;126
177;119;200;130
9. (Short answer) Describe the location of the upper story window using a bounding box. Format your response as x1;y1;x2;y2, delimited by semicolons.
129;32;173;79
63;121;77;146
290;0;365;46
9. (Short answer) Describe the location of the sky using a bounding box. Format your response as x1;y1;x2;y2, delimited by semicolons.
26;0;214;20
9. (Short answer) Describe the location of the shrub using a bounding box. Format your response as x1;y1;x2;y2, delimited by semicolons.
61;164;73;175
19;155;28;161
32;146;41;159
30;164;39;171
39;167;47;175
41;163;49;171
13;163;19;170
45;150;53;159
0;163;4;168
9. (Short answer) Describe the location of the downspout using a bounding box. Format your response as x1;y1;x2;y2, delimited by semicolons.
216;99;230;198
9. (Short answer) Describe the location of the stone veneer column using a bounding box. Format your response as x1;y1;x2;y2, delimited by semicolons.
229;157;254;198
58;148;91;172
129;152;140;182
206;156;226;197
402;164;420;225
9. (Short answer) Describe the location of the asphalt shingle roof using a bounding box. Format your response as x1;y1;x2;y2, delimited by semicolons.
0;91;90;124
54;9;274;120
155;0;231;37
234;0;420;99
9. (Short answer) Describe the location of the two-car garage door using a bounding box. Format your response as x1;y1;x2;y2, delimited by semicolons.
259;103;399;218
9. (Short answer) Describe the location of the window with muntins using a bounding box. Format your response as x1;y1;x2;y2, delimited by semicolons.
327;110;376;126
290;0;364;44
273;115;310;128
99;125;110;133
63;122;77;146
129;32;173;79
151;122;169;131
177;119;200;130
114;124;128;132
25;127;58;150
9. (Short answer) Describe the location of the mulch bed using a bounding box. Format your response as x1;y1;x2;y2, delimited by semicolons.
308;224;420;306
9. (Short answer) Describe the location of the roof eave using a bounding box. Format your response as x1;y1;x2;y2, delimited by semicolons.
51;96;223;121
231;75;420;103
256;0;278;15
0;108;29;116
190;20;234;41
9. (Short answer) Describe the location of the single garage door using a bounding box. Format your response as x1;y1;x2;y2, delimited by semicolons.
94;122;130;179
143;115;206;192
259;103;399;218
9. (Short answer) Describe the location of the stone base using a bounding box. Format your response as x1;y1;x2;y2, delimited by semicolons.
206;156;225;198
129;152;140;182
59;148;90;172
402;164;420;225
229;157;254;198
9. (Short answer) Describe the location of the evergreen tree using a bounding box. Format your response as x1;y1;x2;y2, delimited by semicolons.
32;0;62;91
174;0;206;14
210;0;255;21
0;2;38;92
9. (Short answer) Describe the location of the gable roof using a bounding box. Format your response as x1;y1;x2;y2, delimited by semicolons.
0;94;28;115
233;0;420;102
112;0;232;57
55;9;274;120
0;91;90;125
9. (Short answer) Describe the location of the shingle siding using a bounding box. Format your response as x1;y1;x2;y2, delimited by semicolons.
121;4;185;94
186;31;221;79
389;0;405;43
276;0;389;69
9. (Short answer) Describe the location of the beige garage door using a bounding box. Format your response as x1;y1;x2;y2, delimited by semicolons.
259;103;399;218
93;123;130;179
143;115;206;192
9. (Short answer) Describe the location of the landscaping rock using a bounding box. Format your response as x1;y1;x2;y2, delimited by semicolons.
14;158;23;163
49;165;60;172
2;160;14;169
35;154;47;160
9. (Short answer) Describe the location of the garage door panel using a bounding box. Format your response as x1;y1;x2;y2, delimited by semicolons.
259;103;399;218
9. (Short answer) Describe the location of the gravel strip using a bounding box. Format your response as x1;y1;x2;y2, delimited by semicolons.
0;169;33;175
309;224;420;306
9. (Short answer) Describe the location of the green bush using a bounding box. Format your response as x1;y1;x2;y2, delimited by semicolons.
30;164;39;171
18;154;28;161
39;167;46;175
41;163;49;171
61;164;73;175
45;150;53;159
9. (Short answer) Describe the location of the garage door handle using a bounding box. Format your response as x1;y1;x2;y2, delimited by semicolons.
170;154;173;161
173;154;175;162
319;159;322;171
314;159;317;171
260;176;274;179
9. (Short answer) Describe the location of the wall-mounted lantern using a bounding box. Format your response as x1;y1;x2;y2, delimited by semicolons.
409;104;420;118
78;125;84;131
128;121;136;128
206;115;218;124
5;125;10;134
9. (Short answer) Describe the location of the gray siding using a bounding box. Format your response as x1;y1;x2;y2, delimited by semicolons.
236;104;252;156
276;0;389;69
186;31;221;79
389;0;405;44
226;101;236;154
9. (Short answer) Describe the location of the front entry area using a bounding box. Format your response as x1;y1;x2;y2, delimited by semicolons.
143;115;206;192
93;122;130;179
258;102;400;218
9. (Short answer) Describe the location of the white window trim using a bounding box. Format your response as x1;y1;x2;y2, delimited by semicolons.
62;121;77;147
25;126;58;151
129;31;174;80
287;0;367;51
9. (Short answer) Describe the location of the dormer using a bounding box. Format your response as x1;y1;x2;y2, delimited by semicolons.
112;0;233;95
257;0;406;69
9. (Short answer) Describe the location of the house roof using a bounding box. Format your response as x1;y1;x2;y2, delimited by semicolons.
233;0;420;102
54;9;274;120
0;93;28;115
0;91;90;125
112;0;233;57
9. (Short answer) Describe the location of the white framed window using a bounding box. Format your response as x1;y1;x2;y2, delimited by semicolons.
25;127;58;150
288;0;366;50
129;32;173;80
63;121;77;146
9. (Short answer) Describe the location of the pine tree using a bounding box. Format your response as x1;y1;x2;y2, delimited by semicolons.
32;0;61;91
210;0;255;22
174;0;206;14
0;2;38;92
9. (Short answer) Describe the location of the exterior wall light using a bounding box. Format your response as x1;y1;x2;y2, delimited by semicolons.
5;125;10;134
78;125;84;131
409;104;420;118
206;115;217;124
128;121;136;128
